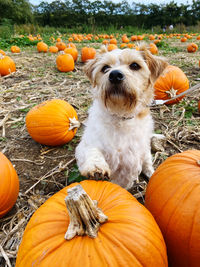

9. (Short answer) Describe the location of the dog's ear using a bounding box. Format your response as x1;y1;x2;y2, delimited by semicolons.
140;46;168;82
83;57;99;87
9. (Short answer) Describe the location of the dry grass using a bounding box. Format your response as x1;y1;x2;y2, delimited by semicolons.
0;38;200;266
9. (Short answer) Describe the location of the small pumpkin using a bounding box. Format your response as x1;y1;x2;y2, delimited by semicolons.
149;43;158;54
56;53;74;72
37;41;48;53
181;37;187;42
154;65;189;104
81;47;96;62
145;150;200;267
64;47;78;62
187;43;198;53
56;41;67;51
0;152;19;218
109;38;117;44
0;49;6;55
107;44;118;51
16;180;168;267
11;45;20;53
0;54;16;76
48;46;58;53
26;99;79;146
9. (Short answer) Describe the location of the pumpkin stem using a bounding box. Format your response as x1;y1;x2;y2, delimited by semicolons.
65;184;108;240
69;117;80;131
166;88;178;98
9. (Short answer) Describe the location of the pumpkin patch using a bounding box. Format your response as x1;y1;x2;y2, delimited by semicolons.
0;11;200;266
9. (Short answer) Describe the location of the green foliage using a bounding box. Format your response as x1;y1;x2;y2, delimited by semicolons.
0;36;38;49
67;164;86;184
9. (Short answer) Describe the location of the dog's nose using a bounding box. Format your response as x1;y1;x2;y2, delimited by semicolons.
109;70;125;84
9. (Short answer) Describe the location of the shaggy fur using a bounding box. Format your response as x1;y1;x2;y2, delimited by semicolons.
75;46;168;189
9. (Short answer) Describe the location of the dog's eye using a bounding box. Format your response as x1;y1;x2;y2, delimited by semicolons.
101;65;110;73
130;62;141;71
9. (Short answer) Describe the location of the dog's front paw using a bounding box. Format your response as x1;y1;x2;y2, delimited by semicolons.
81;161;111;181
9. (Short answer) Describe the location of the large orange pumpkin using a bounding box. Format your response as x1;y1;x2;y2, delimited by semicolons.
0;152;19;218
154;65;189;104
145;150;200;267
56;53;74;72
0;54;16;76
16;180;168;267
56;41;67;51
81;47;96;62
26;99;80;146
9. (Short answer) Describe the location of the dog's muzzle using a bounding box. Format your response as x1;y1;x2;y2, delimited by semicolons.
109;70;125;84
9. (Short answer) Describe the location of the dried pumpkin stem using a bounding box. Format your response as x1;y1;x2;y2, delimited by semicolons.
166;88;178;98
65;185;108;240
68;117;80;131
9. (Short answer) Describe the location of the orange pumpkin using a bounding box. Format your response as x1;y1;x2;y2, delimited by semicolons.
48;46;58;53
0;49;6;55
145;150;200;267
0;54;16;76
107;44;118;51
56;41;67;51
66;43;77;49
64;47;78;62
149;43;158;54
81;47;96;62
154;65;189;104
56;53;74;72
26;99;79;146
109;38;117;44
16;180;168;267
187;43;198;53
181;37;187;42
0;152;19;218
37;41;48;53
11;45;20;53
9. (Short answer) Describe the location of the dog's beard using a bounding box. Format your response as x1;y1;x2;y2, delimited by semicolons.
101;82;137;115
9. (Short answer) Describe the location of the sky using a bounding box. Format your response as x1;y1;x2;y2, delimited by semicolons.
30;0;193;6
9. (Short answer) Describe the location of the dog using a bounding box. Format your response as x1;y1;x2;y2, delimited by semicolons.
75;45;168;189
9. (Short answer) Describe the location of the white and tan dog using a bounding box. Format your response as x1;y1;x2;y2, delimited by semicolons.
75;46;168;189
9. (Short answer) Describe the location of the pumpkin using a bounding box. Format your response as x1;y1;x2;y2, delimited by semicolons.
0;49;6;55
187;43;198;53
16;180;168;267
81;47;96;62
56;41;67;51
64;47;78;62
181;37;187;42
149;43;158;54
11;45;20;53
0;54;16;76
145;150;200;267
49;46;58;53
109;38;117;44
107;44;118;51
25;99;79;146
0;152;19;218
56;53;74;72
66;43;77;49
154;65;189;104
37;41;48;53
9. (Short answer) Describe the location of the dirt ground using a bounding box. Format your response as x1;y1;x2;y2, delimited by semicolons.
0;39;200;266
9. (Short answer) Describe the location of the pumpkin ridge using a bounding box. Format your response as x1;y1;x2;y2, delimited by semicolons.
100;228;143;266
187;198;200;266
164;182;198;231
